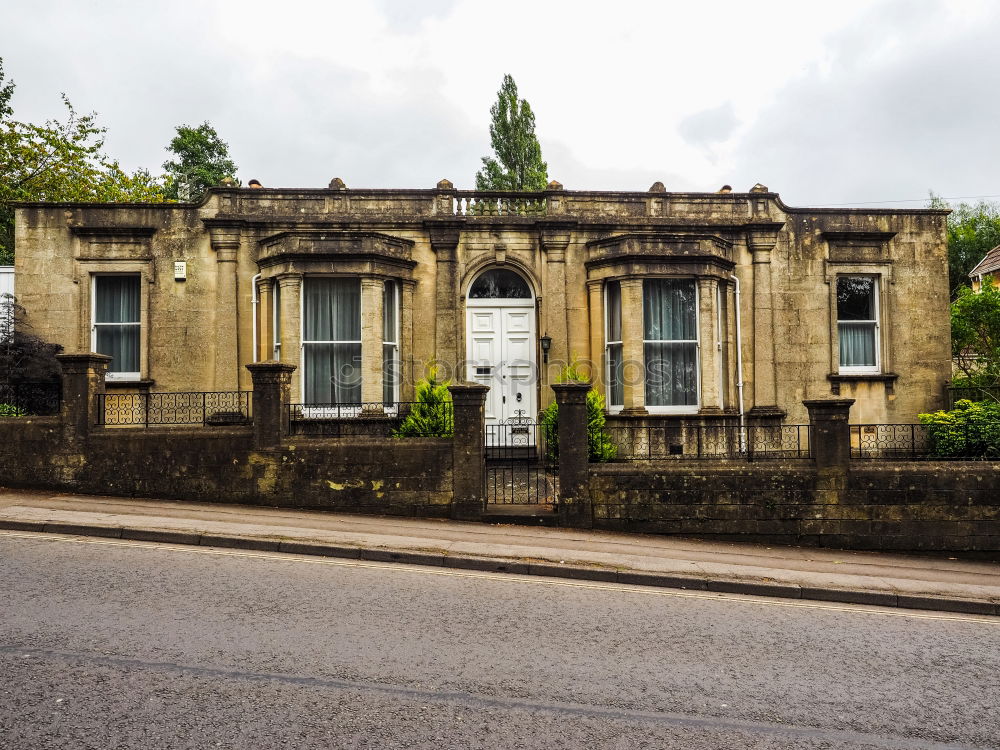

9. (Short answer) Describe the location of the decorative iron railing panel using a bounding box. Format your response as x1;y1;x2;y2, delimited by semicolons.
851;424;999;460
602;424;811;461
0;381;61;416
288;402;454;438
98;392;252;426
485;412;558;506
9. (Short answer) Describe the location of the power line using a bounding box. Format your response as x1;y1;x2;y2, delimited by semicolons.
816;193;1000;207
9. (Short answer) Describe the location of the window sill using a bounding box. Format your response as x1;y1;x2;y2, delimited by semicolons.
104;379;155;390
827;372;897;395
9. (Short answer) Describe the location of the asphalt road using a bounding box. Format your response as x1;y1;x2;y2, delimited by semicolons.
1;531;998;750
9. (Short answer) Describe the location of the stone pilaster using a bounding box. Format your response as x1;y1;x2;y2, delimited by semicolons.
56;353;111;444
246;362;295;449
553;381;592;528
748;238;783;417
276;274;302;403
586;279;605;392
400;281;416;401
448;383;488;521
541;227;571;387
697;276;722;414
618;278;647;414
208;224;241;391
257;278;274;363
427;222;462;373
360;277;385;404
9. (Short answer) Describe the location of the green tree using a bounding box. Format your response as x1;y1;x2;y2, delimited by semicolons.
475;75;548;191
929;194;1000;297
162;122;238;201
951;284;1000;386
393;370;454;438
0;58;167;263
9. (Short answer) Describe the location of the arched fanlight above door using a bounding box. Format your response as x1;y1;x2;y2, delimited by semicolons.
468;268;532;299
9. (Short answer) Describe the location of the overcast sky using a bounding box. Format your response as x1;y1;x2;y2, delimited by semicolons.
3;0;999;207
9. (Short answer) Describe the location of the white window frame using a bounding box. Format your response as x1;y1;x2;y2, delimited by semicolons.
300;276;363;412
643;277;700;415
604;280;623;413
836;275;881;375
383;280;400;407
91;273;141;382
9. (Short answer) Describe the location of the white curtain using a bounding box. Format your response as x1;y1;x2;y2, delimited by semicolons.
94;276;140;373
303;278;361;404
839;322;876;367
643;279;698;406
383;281;398;404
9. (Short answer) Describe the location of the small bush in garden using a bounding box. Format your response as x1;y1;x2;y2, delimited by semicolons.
0;403;25;417
393;370;453;438
918;399;1000;458
540;363;617;462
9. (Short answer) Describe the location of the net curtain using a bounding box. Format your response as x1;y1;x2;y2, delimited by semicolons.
94;275;140;374
303;278;362;404
643;279;698;406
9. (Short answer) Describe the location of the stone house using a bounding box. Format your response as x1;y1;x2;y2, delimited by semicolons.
969;244;1000;292
12;180;951;429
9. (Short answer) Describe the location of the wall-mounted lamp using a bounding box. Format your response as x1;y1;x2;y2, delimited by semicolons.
540;333;552;364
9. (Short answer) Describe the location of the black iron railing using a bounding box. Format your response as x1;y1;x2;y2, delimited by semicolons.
485;414;558;505
851;424;999;460
601;424;812;461
98;391;252;426
288;402;454;438
0;381;62;416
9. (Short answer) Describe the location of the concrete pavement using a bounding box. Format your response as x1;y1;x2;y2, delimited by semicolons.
1;487;999;616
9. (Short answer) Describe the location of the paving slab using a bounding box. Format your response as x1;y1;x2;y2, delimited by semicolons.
1;487;998;616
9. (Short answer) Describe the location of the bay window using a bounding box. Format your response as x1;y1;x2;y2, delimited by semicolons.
93;274;140;380
302;278;361;404
643;278;699;408
837;276;879;373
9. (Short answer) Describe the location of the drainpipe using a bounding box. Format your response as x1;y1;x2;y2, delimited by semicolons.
250;273;261;363
730;272;746;450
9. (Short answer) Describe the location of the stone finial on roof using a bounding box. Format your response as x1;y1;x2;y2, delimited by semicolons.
648;181;666;193
436;178;454;190
328;177;347;190
749;183;769;193
546;180;564;191
718;185;733;193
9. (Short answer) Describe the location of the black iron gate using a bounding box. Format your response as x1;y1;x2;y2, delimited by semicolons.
485;411;559;507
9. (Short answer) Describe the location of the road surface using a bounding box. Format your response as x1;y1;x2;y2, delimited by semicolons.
1;531;998;749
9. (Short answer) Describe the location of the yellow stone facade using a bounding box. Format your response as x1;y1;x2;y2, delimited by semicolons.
13;182;952;423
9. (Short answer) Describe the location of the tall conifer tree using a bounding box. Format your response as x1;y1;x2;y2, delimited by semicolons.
475;75;548;191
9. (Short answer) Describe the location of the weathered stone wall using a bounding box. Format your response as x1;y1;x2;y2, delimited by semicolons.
13;185;951;423
0;420;453;516
589;461;1000;553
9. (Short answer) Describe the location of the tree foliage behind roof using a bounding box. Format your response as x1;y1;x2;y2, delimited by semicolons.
475;74;548;192
0;58;167;264
162;122;239;201
951;284;1000;386
929;193;1000;298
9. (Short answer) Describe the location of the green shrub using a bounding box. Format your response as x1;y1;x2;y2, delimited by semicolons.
393;371;453;438
0;403;25;417
539;364;617;462
918;399;1000;458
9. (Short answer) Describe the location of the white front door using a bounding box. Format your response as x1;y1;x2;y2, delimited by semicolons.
466;303;537;439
